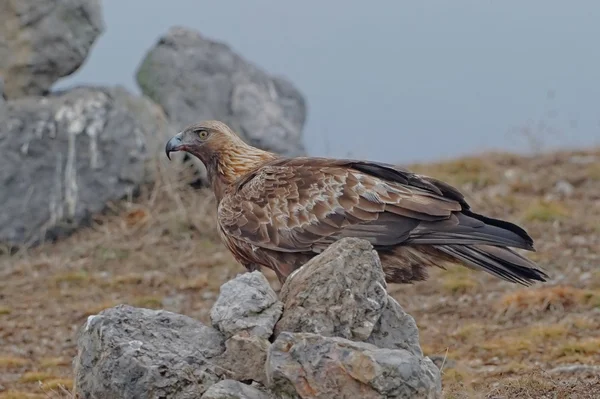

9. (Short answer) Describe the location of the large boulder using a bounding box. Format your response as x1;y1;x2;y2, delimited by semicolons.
0;86;168;246
74;305;226;398
73;239;441;399
136;26;307;158
0;0;104;99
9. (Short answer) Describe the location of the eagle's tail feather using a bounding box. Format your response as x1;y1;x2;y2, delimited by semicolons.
433;244;548;286
378;244;548;286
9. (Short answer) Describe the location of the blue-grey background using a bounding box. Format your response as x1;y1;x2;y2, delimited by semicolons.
57;1;600;163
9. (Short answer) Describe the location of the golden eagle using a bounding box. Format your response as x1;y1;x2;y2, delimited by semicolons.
165;120;548;285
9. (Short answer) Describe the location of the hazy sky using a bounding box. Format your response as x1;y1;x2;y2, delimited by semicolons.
57;1;600;163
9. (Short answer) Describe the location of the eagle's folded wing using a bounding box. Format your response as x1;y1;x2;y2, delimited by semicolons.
216;158;490;254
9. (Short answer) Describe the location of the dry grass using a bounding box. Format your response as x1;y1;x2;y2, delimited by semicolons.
522;200;570;222
440;267;479;295
19;372;56;384
410;156;499;189
495;285;600;316
40;379;74;391
0;357;29;368
0;392;47;399
1;148;599;398
37;358;70;369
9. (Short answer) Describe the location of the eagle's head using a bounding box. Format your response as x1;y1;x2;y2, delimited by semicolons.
165;120;245;162
165;120;277;186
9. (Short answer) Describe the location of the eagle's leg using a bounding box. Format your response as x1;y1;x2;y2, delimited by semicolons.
242;262;261;272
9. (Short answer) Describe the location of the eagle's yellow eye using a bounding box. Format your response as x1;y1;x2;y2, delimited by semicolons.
198;130;209;139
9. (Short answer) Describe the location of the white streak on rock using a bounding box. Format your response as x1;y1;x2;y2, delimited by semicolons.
85;315;97;332
64;130;78;219
48;152;64;226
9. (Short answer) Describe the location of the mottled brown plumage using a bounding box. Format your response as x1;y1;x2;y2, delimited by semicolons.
165;120;548;285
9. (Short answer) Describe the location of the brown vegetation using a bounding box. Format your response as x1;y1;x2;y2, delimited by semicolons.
1;148;599;398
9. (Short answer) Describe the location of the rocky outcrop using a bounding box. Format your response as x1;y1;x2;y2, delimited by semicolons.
136;26;307;158
0;86;168;246
74;239;442;399
0;0;104;99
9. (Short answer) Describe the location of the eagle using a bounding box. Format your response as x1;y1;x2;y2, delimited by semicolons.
165;120;548;286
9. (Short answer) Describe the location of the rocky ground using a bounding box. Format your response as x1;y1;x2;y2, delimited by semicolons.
1;147;599;398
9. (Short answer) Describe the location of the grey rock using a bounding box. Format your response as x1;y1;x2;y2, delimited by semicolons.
275;238;388;342
74;305;226;399
0;86;168;246
365;296;423;357
214;332;270;385
211;271;283;340
201;380;273;399
0;0;104;99
136;26;307;158
267;332;442;399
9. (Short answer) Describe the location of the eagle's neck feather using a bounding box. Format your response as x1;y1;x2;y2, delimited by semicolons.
208;141;276;201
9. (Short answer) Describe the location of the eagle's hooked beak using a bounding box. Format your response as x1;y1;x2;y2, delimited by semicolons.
165;132;183;160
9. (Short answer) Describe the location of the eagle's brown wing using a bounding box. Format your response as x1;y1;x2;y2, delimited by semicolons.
217;157;534;254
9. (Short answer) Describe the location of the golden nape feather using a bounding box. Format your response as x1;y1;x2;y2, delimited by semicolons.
165;120;549;286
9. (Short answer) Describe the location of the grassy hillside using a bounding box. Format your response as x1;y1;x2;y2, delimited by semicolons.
1;148;599;398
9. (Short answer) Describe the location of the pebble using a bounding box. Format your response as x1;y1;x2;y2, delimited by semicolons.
554;180;575;197
202;291;216;300
579;272;592;283
504;169;519;181
570;236;587;246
